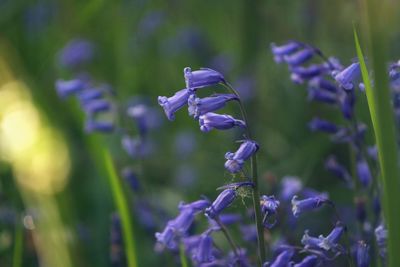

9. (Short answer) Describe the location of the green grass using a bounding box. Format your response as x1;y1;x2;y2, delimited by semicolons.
354;26;400;267
104;150;138;267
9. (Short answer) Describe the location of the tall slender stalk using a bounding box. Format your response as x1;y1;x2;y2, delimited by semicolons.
354;26;400;267
103;150;138;267
222;82;266;266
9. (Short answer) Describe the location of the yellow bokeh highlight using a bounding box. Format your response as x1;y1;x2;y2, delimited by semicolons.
0;80;70;195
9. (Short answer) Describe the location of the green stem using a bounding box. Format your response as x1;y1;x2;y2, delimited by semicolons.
104;150;138;267
12;222;23;267
354;24;400;267
222;82;266;266
214;217;240;258
179;243;189;267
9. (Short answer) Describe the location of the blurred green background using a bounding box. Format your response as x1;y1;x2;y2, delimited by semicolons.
0;1;397;266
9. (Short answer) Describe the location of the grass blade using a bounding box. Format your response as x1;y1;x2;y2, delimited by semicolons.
354;26;400;267
104;150;138;267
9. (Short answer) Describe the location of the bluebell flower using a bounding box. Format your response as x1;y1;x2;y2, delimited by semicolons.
292;255;318;267
324;155;353;186
309;77;338;93
302;224;345;251
121;167;140;192
77;88;103;104
339;90;355;120
83;99;111;114
158;88;191;121
283;48;315;67
320;224;345;250
356;241;370;267
307;87;337;104
333;62;360;90
260;195;280;228
264;249;294;267
192;233;215;264
224;140;259;173
179;199;210;212
199;112;246;132
301;230;324;249
184;67;225;91
155;225;177;249
356;157;372;187
308;117;339;134
84;119;114;133
375;224;387;258
280;176;303;201
291;195;330;217
55;79;85;98
205;189;236;219
170;208;196;234
301;188;329;199
122;136;154;159
58;39;94;68
271;41;302;63
290;63;329;84
188;93;238;119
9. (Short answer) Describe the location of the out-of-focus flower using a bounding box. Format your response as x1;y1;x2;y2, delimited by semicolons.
333;63;360;90
291;195;330;217
356;241;370;267
264;249;294;267
292;255;318;267
308;117;340;134
58;39;94;69
55;79;85;98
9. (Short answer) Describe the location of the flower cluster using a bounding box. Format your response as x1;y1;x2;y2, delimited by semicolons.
271;40;394;266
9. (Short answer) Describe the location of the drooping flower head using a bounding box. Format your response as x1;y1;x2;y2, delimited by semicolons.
224;140;259;173
158;88;191;121
260;195;280;228
184;67;225;91
199;112;245;132
333;62;360;90
188;93;238;119
205;182;253;219
55;79;85;98
291;195;330;217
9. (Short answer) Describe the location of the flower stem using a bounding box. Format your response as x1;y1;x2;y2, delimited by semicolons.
214;217;240;258
222;82;266;266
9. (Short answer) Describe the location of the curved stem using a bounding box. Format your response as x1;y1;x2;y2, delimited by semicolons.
221;82;266;266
